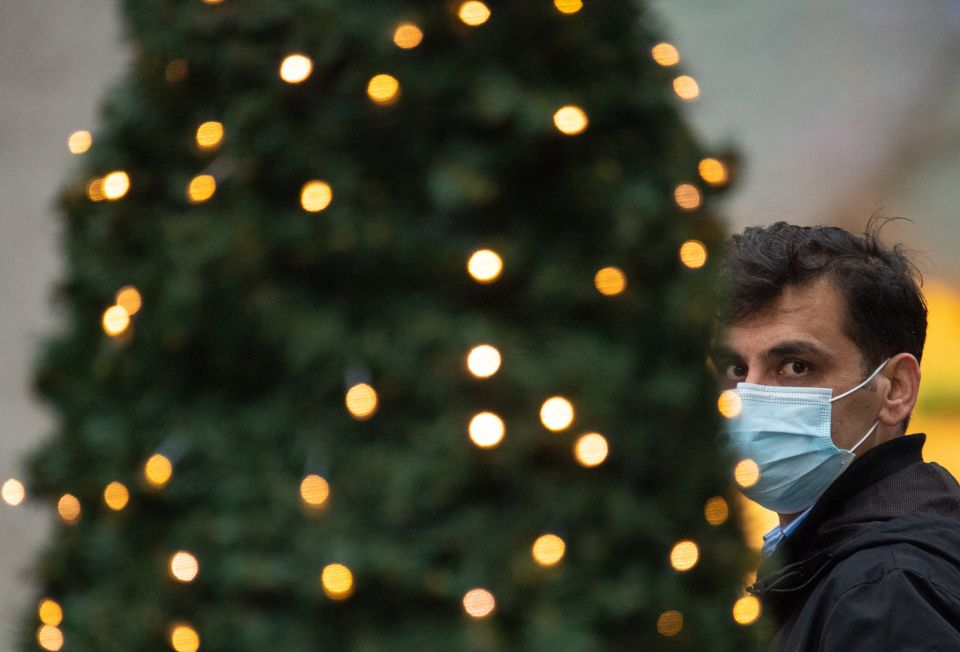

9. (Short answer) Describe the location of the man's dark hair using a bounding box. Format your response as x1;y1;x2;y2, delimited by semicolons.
721;220;927;371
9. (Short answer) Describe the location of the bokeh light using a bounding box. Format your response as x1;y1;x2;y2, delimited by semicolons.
717;390;742;418
651;43;680;67
367;74;400;105
466;344;502;378
102;171;130;200
280;54;313;83
86;178;105;202
673;75;700;100
57;494;81;524
36;625;63;651
67;130;92;154
145;453;173;488
102;305;130;337
2;478;25;506
458;1;491;26
553;105;589;135
674;183;702;210
115;286;142;315
574;432;609;467
704;496;730;526
699;157;729;186
467;249;503;283
165;59;189;82
732;595;761;625
540;396;574;431
321;563;354;599
594;266;627;296
301;180;333;212
38;599;63;626
103;481;130;511
187;174;216;203
656;610;684;637
170;551;200;583
553;0;583;14
195;121;224;149
462;588;496;618
669;540;699;571
169;623;200;652
345;383;378;420
679;240;708;269
469;411;505;448
531;533;566;566
734;459;760;489
300;474;330;507
393;23;423;49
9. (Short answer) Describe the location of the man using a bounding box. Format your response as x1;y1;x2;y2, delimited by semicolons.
715;222;960;650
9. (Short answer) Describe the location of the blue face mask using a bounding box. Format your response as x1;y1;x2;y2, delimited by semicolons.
724;359;889;514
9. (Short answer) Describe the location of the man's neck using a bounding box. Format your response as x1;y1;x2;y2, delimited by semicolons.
779;511;802;529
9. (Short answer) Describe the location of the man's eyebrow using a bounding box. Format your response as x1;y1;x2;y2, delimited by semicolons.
762;340;828;360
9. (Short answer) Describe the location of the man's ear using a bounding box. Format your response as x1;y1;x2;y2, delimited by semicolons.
878;353;921;428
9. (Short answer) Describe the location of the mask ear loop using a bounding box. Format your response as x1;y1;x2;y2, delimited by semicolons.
830;358;891;403
848;420;879;454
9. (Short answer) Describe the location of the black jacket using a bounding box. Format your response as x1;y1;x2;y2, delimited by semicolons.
748;434;960;651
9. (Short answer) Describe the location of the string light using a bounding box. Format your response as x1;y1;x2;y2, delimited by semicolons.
734;459;760;488
553;105;589;135
301;180;333;212
651;43;680;67
594;267;626;296
115;286;142;315
393;23;423;49
102;305;131;337
458;1;491;26
103;481;130;511
717;390;741;418
673;75;700;100
669;540;699;571
732;595;761;625
656;610;683;636
195;121;224;149
468;411;505;448
67;130;92;154
145;453;173;488
2;478;25;506
300;474;330;507
169;623;201;652
539;396;574;431
87;178;105;202
36;625;63;651
165;59;189;82
466;344;501;378
38;599;63;626
279;54;313;84
367;74;400;105
679;240;708;269
102;171;130;200
699;158;729;185
321;563;354;600
467;249;503;283
462;588;495;618
187;174;216;203
674;183;701;210
57;494;81;524
553;0;583;14
345;383;378;420
170;551;200;583
703;496;729;525
531;534;566;566
201;0;224;4
574;432;608;467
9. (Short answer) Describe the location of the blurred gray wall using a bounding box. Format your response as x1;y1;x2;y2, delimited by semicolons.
1;0;959;647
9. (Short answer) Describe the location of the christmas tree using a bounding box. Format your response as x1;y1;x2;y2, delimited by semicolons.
24;1;763;649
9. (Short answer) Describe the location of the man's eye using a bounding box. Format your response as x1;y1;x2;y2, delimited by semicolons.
782;361;808;376
725;363;747;380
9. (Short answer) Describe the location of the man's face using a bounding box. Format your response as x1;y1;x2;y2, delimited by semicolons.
715;277;883;451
